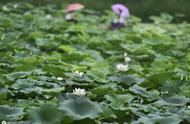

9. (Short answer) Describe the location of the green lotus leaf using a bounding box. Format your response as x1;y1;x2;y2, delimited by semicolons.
129;85;150;98
58;96;102;120
0;105;24;121
28;103;61;124
105;94;134;110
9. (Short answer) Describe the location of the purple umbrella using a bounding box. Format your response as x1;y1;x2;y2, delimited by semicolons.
112;3;130;23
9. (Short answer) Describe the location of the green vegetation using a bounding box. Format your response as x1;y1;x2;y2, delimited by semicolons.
1;0;190;22
0;2;190;124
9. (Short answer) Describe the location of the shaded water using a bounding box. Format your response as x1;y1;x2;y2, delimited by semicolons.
1;0;190;22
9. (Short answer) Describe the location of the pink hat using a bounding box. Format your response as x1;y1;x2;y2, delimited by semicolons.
65;3;85;13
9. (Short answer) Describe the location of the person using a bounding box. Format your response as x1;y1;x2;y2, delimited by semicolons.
110;3;130;30
65;3;85;22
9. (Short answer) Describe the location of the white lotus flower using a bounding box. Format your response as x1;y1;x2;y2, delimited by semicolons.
116;63;129;72
124;52;128;57
74;70;84;77
2;6;9;11
125;57;131;63
124;52;131;63
72;88;86;96
46;14;52;19
13;4;18;9
1;121;6;124
57;77;63;81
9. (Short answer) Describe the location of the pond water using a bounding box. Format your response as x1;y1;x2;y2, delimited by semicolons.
1;0;190;22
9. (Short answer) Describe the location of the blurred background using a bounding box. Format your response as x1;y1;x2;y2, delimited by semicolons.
1;0;190;22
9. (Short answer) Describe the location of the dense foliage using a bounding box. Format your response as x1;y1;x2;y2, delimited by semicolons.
0;3;190;124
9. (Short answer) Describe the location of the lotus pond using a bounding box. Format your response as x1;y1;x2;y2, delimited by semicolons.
0;2;190;124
